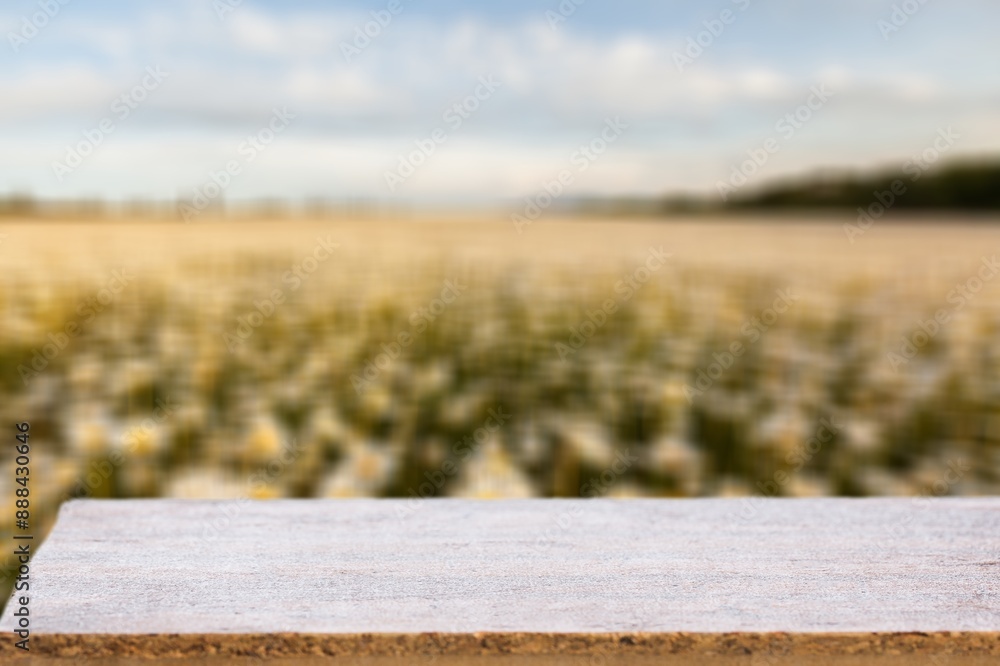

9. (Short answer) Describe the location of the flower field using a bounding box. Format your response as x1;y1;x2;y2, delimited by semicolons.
1;215;1000;591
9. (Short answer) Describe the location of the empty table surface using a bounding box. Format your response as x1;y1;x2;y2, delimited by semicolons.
2;498;999;662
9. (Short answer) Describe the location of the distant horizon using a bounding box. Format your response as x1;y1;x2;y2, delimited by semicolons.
2;152;998;214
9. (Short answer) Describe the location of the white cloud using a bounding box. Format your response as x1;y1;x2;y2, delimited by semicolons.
1;3;997;200
228;10;285;54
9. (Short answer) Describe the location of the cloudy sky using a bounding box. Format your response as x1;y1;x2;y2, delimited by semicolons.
1;0;998;203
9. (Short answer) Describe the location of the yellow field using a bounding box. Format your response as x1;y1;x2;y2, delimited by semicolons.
7;214;1000;277
2;215;1000;554
1;213;1000;598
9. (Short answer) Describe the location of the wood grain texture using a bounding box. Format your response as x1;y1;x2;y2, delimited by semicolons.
1;498;998;660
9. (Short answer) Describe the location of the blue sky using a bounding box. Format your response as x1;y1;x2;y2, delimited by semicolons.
1;0;998;203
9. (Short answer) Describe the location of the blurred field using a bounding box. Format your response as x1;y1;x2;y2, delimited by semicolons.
2;214;1000;598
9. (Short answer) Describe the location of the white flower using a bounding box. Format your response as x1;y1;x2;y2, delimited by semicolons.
450;436;534;499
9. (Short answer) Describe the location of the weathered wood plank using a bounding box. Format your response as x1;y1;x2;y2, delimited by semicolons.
2;498;999;662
